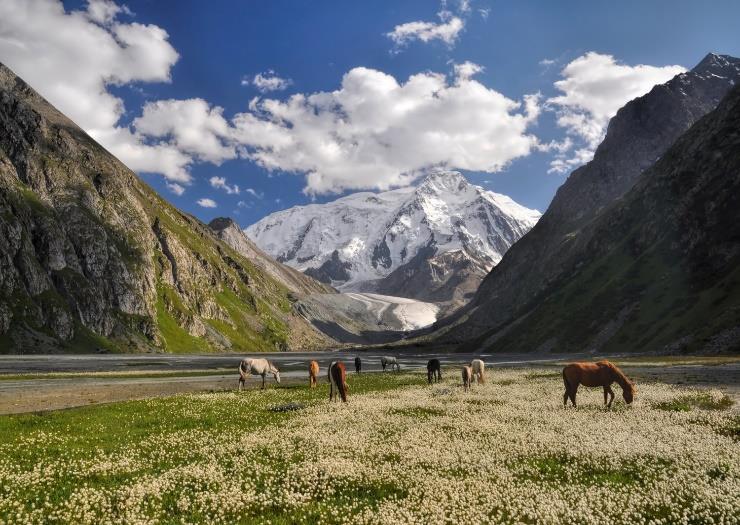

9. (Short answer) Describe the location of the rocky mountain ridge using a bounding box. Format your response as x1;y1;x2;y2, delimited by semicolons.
0;62;329;353
431;53;740;351
463;81;740;354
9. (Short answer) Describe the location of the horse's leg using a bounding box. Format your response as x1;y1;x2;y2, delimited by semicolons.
606;385;615;408
261;373;266;390
571;384;578;407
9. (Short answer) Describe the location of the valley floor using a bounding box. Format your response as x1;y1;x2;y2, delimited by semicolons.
0;366;738;524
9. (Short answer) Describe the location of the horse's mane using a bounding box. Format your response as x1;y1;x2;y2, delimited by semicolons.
598;360;634;391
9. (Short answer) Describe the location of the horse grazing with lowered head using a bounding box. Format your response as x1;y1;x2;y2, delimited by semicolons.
309;360;320;388
562;360;635;408
381;356;400;372
355;356;362;374
328;361;348;402
461;365;473;392
471;359;486;384
427;359;442;384
238;358;281;390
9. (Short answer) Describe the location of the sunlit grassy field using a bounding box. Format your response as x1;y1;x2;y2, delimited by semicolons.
0;369;737;524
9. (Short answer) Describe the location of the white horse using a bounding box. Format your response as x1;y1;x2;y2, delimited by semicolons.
471;359;486;384
238;358;281;390
380;356;400;372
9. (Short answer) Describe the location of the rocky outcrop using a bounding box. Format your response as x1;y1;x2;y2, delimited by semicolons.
433;53;740;346
0;62;330;353
208;217;334;297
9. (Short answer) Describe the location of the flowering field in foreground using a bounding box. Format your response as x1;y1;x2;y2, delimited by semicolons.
0;369;737;524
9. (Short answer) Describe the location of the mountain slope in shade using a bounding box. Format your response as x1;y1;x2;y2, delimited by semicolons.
0;63;329;353
208;217;334;297
462;82;740;354
432;53;740;345
246;171;540;307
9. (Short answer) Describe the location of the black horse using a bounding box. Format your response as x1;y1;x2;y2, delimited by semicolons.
355;356;362;374
427;359;442;384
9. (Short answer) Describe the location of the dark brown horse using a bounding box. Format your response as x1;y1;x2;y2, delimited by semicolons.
328;361;348;402
427;359;441;384
562;361;635;408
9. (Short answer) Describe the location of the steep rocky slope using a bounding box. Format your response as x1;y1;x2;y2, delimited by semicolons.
0;63;329;353
433;53;740;345
246;171;540;308
463;82;740;354
208;217;334;297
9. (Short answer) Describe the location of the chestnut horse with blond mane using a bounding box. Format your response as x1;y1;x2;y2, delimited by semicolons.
309;360;319;388
562;361;635;408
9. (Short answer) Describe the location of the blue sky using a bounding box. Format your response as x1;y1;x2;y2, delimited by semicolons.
3;0;740;227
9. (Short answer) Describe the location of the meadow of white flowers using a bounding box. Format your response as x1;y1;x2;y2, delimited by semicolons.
0;369;737;524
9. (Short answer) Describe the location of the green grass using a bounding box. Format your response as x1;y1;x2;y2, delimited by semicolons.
653;392;735;412
0;371;736;523
0;372;422;523
515;454;673;487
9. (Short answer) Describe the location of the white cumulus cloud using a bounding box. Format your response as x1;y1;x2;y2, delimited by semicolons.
546;52;685;172
230;64;541;194
387;2;465;50
134;99;236;164
246;70;293;93
196;198;217;208
209;176;240;194
0;0;194;182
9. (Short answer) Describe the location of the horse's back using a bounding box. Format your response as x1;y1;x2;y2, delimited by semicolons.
563;362;611;387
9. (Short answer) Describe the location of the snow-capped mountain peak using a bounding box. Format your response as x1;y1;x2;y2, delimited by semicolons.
246;171;540;305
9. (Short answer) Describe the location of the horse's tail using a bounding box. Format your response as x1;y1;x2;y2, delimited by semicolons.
562;367;571;391
239;360;248;380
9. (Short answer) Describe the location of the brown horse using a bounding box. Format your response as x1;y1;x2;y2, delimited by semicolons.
562;361;635;408
309;360;320;388
328;361;348;402
461;365;473;392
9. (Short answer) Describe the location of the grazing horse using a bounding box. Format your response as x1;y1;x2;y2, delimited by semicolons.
309;360;320;388
471;359;486;384
328;361;348;402
427;359;442;384
461;365;473;392
355;356;362;374
238;358;281;390
562;360;635;408
381;356;400;372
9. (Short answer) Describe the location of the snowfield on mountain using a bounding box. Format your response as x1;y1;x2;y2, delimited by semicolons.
246;171;540;305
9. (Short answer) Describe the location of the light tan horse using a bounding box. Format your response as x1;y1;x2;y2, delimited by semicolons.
309;360;320;388
461;365;473;392
562;360;635;408
238;358;280;390
471;359;485;384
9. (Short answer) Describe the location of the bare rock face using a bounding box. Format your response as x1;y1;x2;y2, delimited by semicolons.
208;217;333;297
434;55;740;355
0;62;329;353
434;53;740;346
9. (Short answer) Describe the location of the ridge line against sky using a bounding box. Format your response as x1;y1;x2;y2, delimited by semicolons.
0;0;738;227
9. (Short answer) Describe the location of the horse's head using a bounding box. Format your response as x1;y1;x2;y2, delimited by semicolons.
272;365;281;383
623;382;635;404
